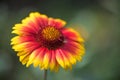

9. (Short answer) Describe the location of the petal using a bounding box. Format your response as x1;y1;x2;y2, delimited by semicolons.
62;40;85;61
12;23;39;35
26;47;45;67
12;41;41;52
56;49;71;69
41;49;51;69
62;28;84;42
31;12;48;28
12;12;48;35
56;49;65;68
32;48;45;67
12;42;28;51
17;51;27;56
11;36;35;45
19;52;30;65
62;49;76;65
49;50;59;71
48;18;66;28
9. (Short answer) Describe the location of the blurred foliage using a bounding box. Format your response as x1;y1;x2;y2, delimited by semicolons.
0;0;119;80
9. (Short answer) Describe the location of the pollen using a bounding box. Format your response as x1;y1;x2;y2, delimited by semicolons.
42;26;61;41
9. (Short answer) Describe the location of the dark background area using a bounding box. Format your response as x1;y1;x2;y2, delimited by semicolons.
0;0;119;80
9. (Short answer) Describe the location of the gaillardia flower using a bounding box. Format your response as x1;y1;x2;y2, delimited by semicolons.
11;12;85;71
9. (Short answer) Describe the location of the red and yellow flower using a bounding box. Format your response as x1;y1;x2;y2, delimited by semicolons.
11;12;85;71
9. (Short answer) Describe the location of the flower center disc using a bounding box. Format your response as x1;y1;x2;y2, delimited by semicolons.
42;26;60;41
38;26;64;50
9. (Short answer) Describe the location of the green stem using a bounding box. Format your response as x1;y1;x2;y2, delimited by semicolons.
44;70;47;80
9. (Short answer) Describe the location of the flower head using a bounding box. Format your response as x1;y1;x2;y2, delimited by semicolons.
11;12;85;71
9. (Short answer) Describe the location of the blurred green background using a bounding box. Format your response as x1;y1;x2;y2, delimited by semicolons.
0;0;119;80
